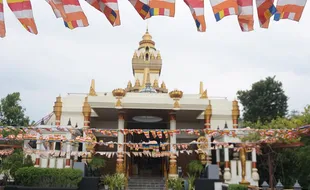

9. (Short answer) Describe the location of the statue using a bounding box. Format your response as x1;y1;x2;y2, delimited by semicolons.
239;145;251;186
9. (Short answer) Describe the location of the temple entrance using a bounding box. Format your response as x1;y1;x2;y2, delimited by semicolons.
126;121;168;177
132;157;163;177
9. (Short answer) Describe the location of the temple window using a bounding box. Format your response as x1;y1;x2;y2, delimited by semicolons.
145;53;149;61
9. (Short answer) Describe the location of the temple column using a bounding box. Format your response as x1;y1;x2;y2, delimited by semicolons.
65;142;71;168
251;148;259;181
116;112;125;174
216;148;222;176
53;96;62;126
223;147;231;182
205;101;212;163
73;143;79;162
169;112;178;178
82;97;91;160
34;140;42;167
232;100;240;129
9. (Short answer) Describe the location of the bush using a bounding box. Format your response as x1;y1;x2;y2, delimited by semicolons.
15;167;82;188
228;184;248;190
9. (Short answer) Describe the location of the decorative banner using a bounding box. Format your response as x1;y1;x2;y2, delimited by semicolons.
184;0;206;32
128;0;150;19
0;0;308;37
0;0;5;37
85;0;121;26
209;0;238;21
146;0;176;18
0;148;14;156
7;0;38;34
256;0;277;28
237;0;254;32
274;0;307;21
46;0;89;29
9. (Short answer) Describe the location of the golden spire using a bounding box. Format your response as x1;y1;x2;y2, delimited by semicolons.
53;95;62;116
200;90;208;99
89;79;97;96
134;79;141;88
150;53;155;59
161;81;166;89
133;51;138;58
232;99;240;117
200;81;204;94
153;79;159;88
82;96;91;117
139;52;144;59
156;52;161;59
199;81;208;99
139;28;155;48
127;81;132;89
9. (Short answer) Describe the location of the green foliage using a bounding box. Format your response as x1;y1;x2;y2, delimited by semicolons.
0;149;33;180
0;92;30;126
167;178;184;190
88;156;106;176
100;173;125;190
187;173;196;190
14;167;82;188
237;76;288;123
228;184;248;190
187;160;203;177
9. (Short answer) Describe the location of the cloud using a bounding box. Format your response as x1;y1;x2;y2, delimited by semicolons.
0;0;309;121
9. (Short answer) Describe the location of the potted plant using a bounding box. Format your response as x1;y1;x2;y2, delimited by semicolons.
187;160;203;178
88;156;106;177
114;173;125;190
167;178;175;190
187;173;196;190
100;174;111;190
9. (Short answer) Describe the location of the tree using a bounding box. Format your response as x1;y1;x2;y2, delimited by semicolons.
0;92;30;126
237;76;288;123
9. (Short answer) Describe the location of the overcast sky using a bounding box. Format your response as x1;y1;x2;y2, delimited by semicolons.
0;0;309;122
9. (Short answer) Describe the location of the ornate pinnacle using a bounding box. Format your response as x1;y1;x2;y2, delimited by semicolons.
89;79;97;96
153;79;159;88
127;81;132;89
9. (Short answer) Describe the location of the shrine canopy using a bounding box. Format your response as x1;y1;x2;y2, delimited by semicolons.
0;0;308;37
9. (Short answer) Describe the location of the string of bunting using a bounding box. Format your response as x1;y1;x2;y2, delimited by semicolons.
0;0;308;37
0;126;309;145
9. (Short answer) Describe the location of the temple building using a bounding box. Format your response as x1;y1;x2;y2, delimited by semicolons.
28;29;259;186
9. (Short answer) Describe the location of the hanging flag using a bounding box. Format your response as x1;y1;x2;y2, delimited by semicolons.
256;0;277;28
184;0;206;32
128;0;150;19
46;0;89;29
0;0;5;38
237;0;254;31
274;0;307;21
210;0;238;21
147;0;176;17
7;0;38;34
85;0;120;26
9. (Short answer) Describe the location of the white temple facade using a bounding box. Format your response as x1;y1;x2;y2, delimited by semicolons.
28;29;259;186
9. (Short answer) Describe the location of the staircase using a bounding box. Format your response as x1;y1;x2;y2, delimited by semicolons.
127;177;166;190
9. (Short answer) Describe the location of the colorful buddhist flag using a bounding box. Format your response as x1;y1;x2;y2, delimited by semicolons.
274;0;307;22
256;0;277;28
210;0;238;21
237;0;254;31
184;0;206;32
85;0;120;26
128;0;150;19
147;0;176;17
7;0;38;34
46;0;89;29
0;0;5;38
